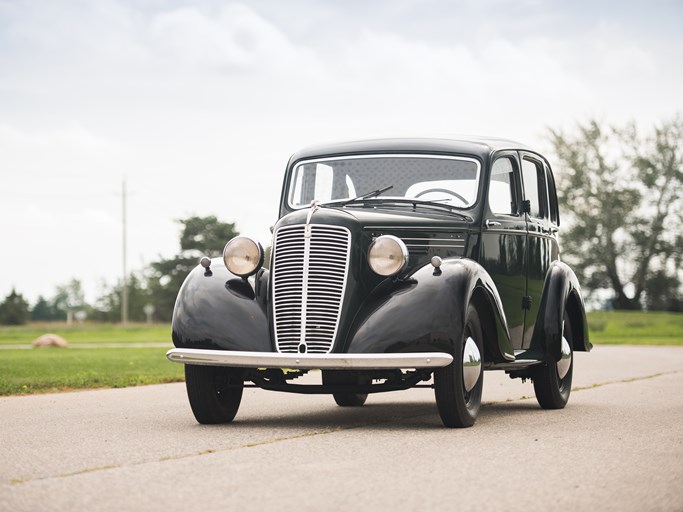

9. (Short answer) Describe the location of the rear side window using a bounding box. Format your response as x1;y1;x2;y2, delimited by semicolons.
545;164;560;225
522;158;548;219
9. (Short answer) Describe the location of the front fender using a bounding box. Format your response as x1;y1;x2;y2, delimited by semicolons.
171;258;271;351
530;260;592;361
345;259;514;362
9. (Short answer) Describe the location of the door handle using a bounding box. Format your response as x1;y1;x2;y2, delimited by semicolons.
485;220;502;229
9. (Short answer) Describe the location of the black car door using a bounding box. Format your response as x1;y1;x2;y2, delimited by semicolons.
480;152;527;350
520;153;560;349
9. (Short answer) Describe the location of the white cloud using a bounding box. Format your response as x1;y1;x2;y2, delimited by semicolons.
148;4;301;71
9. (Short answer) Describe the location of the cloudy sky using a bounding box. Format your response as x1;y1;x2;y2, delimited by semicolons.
1;0;682;304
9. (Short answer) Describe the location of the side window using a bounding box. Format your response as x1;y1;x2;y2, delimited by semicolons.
488;157;517;215
521;158;547;218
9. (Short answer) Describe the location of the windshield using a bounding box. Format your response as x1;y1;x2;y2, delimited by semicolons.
287;155;480;209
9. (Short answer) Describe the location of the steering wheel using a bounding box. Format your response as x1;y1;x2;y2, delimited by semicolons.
415;188;468;205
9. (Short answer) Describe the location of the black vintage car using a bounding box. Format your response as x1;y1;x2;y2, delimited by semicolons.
167;138;591;428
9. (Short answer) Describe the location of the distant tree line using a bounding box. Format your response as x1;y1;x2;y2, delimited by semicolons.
0;216;238;325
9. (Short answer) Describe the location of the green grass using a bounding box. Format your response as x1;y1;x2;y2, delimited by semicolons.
0;322;171;345
0;323;180;396
0;347;183;395
0;312;681;397
587;310;683;345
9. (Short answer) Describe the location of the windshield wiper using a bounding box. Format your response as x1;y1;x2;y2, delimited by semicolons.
363;198;473;220
318;187;470;219
336;185;394;206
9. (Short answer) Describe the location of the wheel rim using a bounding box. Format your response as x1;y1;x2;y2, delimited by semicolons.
557;336;572;380
462;336;482;393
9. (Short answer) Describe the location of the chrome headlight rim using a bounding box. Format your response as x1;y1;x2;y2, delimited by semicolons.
368;235;409;277
222;236;264;278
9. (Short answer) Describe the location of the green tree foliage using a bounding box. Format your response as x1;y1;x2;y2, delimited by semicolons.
147;216;238;321
92;272;153;322
549;116;682;310
30;295;62;321
0;289;30;325
52;279;88;323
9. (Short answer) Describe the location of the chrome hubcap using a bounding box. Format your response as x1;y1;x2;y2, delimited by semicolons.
462;336;482;392
557;336;572;380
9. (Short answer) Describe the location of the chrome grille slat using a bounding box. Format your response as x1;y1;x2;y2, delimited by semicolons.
272;224;351;354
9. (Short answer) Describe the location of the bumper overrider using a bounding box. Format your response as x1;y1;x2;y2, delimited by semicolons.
166;348;453;370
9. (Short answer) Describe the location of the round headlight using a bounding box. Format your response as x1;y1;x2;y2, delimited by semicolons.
223;237;264;277
368;235;408;277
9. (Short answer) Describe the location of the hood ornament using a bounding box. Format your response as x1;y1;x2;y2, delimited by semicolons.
305;200;321;238
306;200;321;224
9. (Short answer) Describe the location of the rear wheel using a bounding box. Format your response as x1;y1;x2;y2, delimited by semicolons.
322;370;370;407
533;311;573;409
185;365;245;424
434;304;484;428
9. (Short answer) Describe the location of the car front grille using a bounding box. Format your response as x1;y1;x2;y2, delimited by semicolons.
272;224;351;354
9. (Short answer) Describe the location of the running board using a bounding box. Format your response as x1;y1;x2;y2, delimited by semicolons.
484;359;544;371
483;348;545;371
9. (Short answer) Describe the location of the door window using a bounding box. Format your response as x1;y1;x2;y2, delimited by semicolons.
489;157;518;215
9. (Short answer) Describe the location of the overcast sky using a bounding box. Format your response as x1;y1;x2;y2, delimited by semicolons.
1;0;682;304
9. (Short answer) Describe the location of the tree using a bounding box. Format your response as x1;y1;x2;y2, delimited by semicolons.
549;116;683;310
92;272;153;322
147;216;239;321
52;279;87;324
0;289;30;325
30;295;62;321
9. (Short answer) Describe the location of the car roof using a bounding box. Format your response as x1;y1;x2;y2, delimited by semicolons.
289;137;534;163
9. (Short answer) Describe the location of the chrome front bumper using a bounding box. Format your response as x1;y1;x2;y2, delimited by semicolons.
166;348;453;370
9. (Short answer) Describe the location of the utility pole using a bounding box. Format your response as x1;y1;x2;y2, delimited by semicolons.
121;178;129;325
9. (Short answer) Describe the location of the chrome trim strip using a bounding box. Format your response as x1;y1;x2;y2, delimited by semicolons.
299;226;312;347
400;237;465;242
367;226;472;232
404;244;465;248
483;228;528;236
167;348;453;370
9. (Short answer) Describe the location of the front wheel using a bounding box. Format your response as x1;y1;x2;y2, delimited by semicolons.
532;311;573;409
185;365;245;424
434;304;484;428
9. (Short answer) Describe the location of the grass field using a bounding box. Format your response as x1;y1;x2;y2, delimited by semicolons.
586;310;683;345
0;312;681;396
0;347;183;395
0;322;170;345
0;322;181;396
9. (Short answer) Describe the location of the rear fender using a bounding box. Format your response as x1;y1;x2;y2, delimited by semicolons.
530;260;592;361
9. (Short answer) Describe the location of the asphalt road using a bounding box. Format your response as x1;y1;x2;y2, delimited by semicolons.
1;345;682;512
